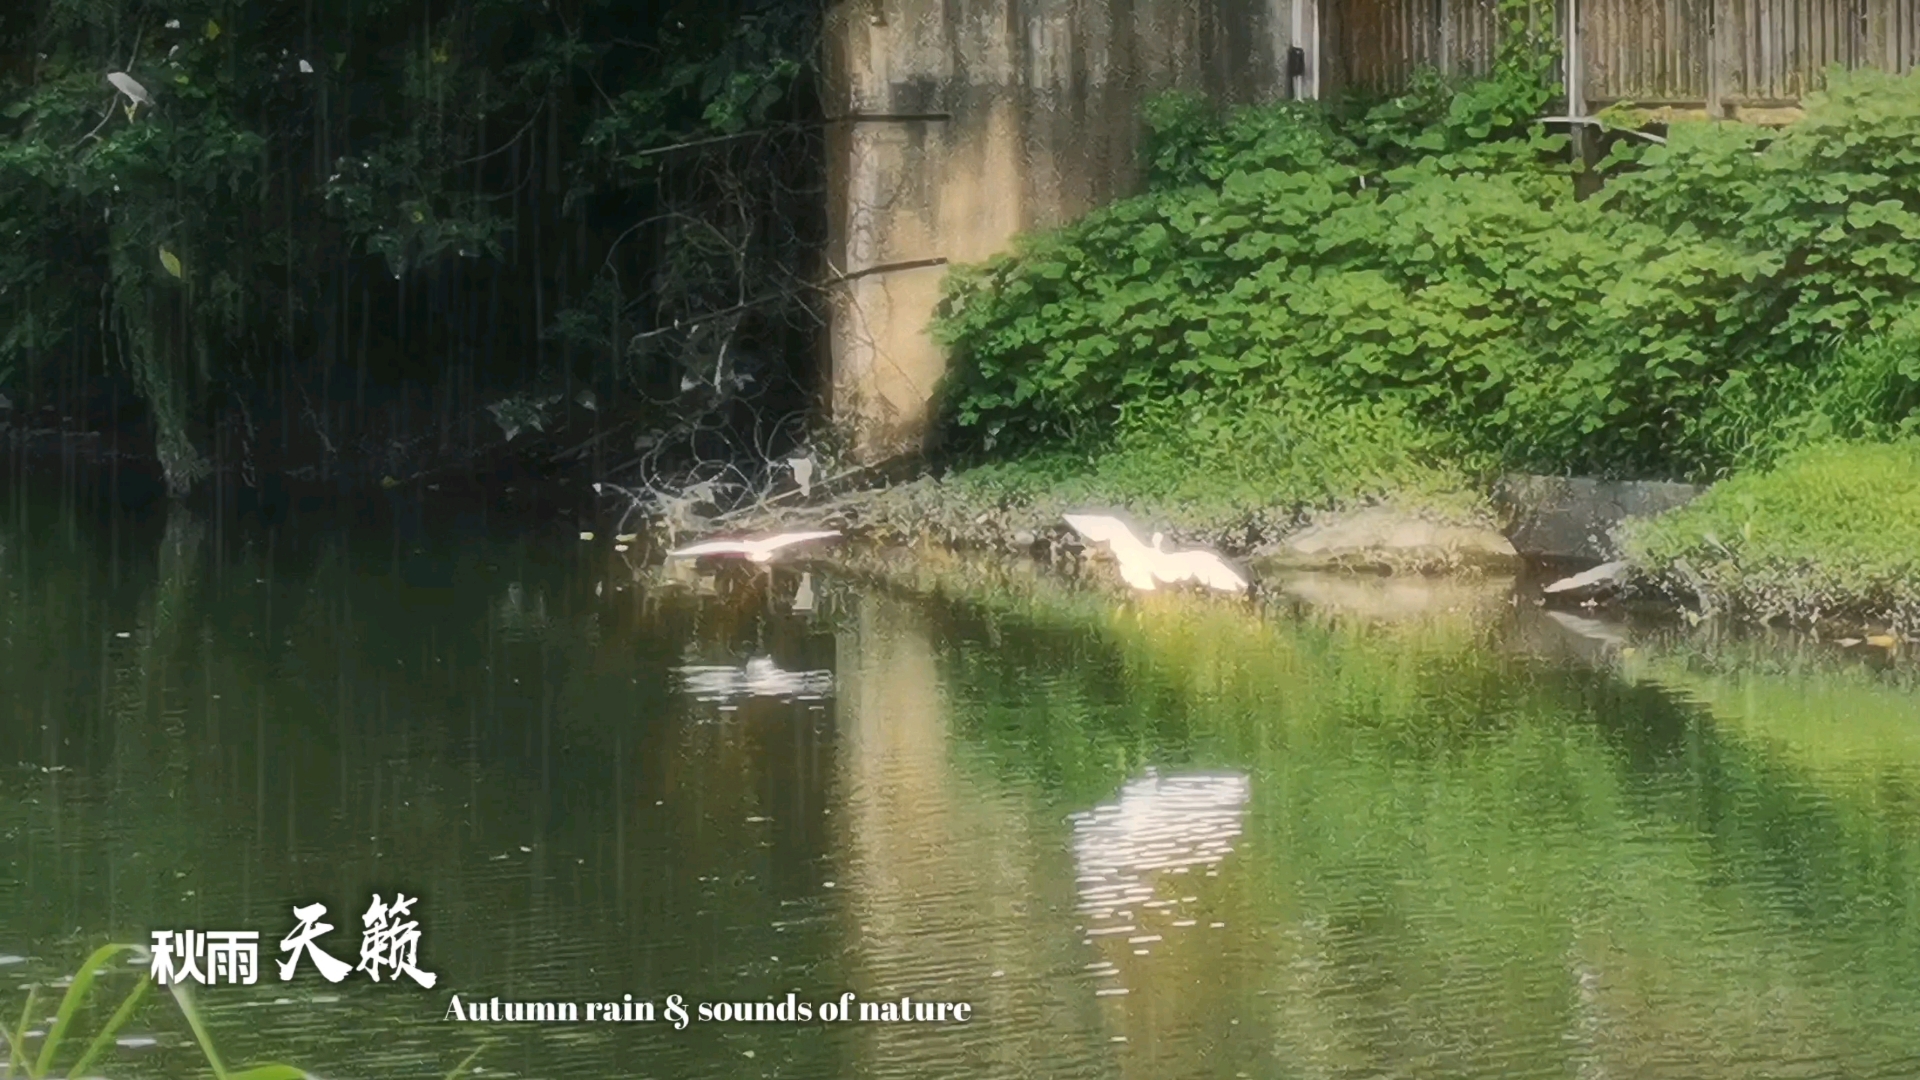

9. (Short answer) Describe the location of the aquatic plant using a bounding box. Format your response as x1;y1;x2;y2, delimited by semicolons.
1;943;306;1079
1;943;489;1080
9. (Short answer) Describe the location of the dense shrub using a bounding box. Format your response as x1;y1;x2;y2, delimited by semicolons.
932;54;1920;483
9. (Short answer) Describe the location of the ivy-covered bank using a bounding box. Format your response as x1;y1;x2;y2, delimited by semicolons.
906;4;1920;634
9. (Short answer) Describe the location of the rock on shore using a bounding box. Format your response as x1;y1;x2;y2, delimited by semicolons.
1251;507;1520;575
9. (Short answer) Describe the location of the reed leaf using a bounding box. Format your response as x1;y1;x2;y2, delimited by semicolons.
167;981;310;1080
442;1038;497;1080
3;985;38;1080
12;950;324;1080
34;943;141;1079
166;981;229;1079
227;1067;310;1080
64;974;152;1080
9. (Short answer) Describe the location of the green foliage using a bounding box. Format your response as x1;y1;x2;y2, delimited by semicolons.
933;30;1920;487
0;12;280;490
0;0;823;492
1620;441;1920;628
1691;300;1920;471
948;392;1488;531
3;942;488;1080
1139;91;1352;190
1;942;313;1080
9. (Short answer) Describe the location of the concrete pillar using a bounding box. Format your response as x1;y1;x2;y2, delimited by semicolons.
821;0;1294;464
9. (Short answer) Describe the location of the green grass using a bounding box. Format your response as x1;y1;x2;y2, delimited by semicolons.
1698;312;1920;477
2;944;489;1080
1621;440;1920;629
939;394;1492;541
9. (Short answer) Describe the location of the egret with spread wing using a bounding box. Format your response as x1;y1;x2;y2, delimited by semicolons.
1063;514;1249;594
1064;514;1161;590
667;530;841;564
1149;534;1250;593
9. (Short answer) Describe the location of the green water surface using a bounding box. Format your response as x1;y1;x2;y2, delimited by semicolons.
4;482;1920;1080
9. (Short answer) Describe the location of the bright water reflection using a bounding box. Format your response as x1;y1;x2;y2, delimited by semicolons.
4;484;1920;1079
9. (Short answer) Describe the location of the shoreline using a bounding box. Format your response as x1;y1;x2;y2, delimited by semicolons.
8;428;1916;644
719;468;1920;646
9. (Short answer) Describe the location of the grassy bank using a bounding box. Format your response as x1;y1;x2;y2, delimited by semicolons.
904;24;1920;627
817;436;1920;636
1620;441;1920;633
930;395;1490;545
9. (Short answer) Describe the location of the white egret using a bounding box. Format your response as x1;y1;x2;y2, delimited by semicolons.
1542;559;1629;596
667;529;840;564
1149;534;1251;593
1063;514;1249;594
792;571;816;612
788;455;815;499
106;71;151;107
106;72;151;121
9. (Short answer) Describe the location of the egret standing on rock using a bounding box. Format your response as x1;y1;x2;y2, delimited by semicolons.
1064;514;1249;594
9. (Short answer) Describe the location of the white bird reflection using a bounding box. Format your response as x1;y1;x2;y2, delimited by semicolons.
1071;770;1249;942
673;656;834;703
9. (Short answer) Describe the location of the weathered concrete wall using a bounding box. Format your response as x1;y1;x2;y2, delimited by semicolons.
1495;473;1704;562
823;0;1304;462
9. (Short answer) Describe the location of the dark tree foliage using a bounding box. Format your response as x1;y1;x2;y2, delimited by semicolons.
0;0;826;497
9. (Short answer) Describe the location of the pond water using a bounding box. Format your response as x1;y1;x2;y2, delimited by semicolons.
5;482;1920;1079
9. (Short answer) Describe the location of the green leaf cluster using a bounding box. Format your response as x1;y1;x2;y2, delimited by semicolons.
933;23;1920;483
4;941;489;1080
0;0;823;493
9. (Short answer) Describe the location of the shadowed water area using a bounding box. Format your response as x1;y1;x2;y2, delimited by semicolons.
6;479;1920;1079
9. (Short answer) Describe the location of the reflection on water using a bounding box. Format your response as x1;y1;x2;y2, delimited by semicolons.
5;482;1920;1079
1076;772;1246;885
673;657;835;703
1073;770;1247;939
